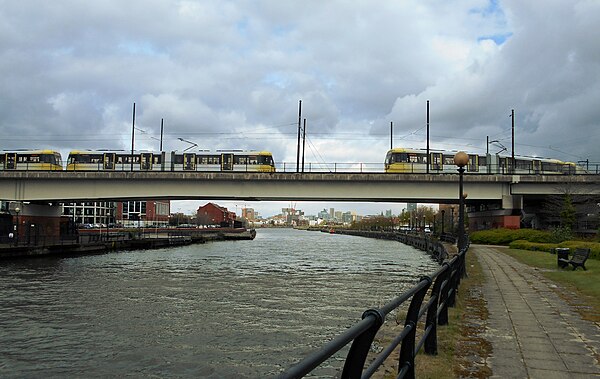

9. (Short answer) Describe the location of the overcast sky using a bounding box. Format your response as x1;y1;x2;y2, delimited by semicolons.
1;0;599;217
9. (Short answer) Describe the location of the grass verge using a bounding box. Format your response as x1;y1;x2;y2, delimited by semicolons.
500;248;600;322
370;251;491;379
414;250;492;379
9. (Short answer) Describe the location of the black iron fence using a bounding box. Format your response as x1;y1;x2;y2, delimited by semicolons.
277;237;469;379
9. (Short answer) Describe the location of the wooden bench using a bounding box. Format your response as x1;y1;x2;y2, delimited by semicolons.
558;248;590;271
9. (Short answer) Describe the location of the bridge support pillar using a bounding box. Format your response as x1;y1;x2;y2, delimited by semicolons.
502;194;523;211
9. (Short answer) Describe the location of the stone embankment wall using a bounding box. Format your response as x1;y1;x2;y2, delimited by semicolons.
322;229;449;263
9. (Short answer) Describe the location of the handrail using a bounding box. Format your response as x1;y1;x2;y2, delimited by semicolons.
277;234;469;379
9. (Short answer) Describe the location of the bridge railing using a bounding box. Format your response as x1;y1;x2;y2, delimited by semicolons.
277;240;469;379
3;161;599;174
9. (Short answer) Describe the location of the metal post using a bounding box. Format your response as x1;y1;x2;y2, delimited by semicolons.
390;121;393;150
296;100;302;173
441;209;445;235
14;207;20;246
458;166;465;250
454;151;468;251
450;207;454;234
511;109;515;174
131;102;136;172
160;118;164;152
426;100;430;174
301;118;306;173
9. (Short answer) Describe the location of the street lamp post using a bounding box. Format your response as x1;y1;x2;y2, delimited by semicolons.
441;209;445;235
14;207;20;246
454;151;469;251
450;207;455;234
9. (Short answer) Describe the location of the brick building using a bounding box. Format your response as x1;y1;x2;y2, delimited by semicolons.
197;203;236;227
116;200;170;227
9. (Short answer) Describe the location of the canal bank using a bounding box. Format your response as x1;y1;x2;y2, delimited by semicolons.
306;228;450;263
0;227;256;259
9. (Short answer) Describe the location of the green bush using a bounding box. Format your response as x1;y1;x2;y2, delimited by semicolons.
558;241;600;260
508;240;556;252
507;239;600;260
550;226;572;243
470;228;552;245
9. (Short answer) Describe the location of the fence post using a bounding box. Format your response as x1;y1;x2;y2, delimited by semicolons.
398;277;432;379
340;308;385;378
424;265;449;354
436;262;451;326
447;260;460;308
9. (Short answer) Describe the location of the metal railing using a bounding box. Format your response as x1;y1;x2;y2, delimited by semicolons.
277;237;469;379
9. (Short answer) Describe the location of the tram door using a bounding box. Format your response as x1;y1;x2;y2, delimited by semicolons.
103;153;115;170
183;153;196;171
4;153;16;170
430;152;443;171
221;153;234;171
468;154;479;172
140;153;153;170
532;160;541;174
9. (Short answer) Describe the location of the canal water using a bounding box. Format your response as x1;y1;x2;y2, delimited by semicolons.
0;228;439;378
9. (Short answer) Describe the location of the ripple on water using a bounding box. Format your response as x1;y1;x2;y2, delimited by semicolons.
0;228;439;378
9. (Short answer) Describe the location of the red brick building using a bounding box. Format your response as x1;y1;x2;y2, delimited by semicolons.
197;203;236;226
116;200;170;227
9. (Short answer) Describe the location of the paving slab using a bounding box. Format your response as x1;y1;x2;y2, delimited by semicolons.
473;245;600;378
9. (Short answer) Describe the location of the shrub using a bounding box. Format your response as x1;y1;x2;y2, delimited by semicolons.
550;226;572;243
470;229;552;245
508;240;556;252
507;240;600;260
557;241;600;260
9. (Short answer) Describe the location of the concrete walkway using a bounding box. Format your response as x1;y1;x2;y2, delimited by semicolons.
473;245;600;378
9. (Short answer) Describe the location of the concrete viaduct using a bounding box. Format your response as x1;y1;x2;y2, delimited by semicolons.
1;172;599;208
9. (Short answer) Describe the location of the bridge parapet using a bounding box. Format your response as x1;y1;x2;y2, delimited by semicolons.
1;171;599;201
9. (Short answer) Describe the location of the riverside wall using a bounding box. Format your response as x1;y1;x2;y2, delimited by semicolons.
0;228;256;259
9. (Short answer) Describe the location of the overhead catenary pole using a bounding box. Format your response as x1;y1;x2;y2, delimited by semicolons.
302;118;306;173
131;102;136;171
390;121;393;150
160;118;164;151
296;100;302;173
511;109;515;174
426;100;430;174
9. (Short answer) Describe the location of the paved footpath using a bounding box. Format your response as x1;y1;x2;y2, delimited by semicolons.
473;245;600;378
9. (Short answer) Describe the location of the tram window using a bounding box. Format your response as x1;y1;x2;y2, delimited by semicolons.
248;155;258;165
479;156;487;166
259;155;273;165
391;153;409;163
444;156;454;165
207;155;220;164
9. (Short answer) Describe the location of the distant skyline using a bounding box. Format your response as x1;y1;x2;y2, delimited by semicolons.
1;1;598;216
172;200;434;219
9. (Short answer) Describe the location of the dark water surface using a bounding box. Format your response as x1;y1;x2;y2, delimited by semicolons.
0;228;439;378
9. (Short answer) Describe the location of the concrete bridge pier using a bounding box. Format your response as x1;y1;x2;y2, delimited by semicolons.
468;193;524;230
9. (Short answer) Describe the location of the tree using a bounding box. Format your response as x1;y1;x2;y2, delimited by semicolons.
560;193;576;230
